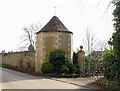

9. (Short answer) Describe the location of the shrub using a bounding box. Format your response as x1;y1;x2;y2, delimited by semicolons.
65;63;78;74
60;65;69;74
102;49;118;80
49;49;69;73
74;64;81;74
71;65;78;73
41;62;54;74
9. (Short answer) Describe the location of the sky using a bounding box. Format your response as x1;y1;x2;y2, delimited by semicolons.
0;0;115;52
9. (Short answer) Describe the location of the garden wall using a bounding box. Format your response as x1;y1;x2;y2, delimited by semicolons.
2;51;35;71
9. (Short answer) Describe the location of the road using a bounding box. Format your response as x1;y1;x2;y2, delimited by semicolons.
1;67;88;90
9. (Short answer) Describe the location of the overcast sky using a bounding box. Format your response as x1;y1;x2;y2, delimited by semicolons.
0;0;115;52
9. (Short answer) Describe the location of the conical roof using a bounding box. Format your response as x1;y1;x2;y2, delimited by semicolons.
36;16;72;34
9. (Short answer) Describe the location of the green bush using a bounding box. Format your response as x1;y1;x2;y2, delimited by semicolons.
41;62;54;74
60;65;69;74
71;65;78;73
65;63;78;74
74;64;81;74
102;49;118;80
49;49;69;73
41;49;81;77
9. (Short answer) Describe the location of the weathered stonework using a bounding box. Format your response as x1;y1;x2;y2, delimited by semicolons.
2;51;35;70
78;51;85;72
35;32;73;72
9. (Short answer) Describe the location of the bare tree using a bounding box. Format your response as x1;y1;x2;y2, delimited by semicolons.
19;23;41;51
96;40;107;51
83;26;97;55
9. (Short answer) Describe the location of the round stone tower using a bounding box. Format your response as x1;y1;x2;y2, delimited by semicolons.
35;16;73;72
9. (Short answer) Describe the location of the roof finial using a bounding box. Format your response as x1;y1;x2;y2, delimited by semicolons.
54;6;57;16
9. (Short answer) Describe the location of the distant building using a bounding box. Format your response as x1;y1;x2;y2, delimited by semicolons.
91;51;103;59
35;16;73;72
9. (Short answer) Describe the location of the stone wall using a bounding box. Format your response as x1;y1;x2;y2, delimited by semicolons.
2;51;35;70
35;32;73;72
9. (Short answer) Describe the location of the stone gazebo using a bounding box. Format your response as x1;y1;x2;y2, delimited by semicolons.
35;16;73;72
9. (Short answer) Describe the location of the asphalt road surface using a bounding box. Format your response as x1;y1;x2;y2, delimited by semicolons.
0;67;101;91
